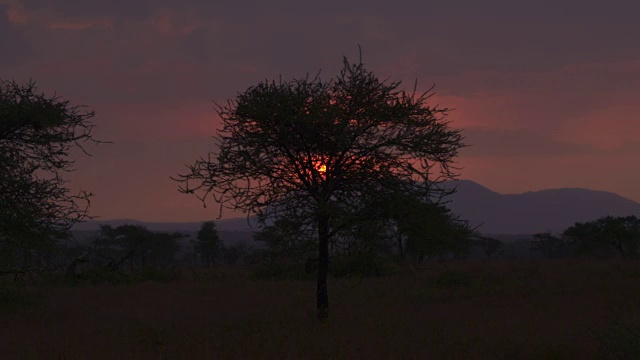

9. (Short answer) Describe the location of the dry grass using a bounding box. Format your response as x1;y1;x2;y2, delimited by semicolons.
2;259;640;359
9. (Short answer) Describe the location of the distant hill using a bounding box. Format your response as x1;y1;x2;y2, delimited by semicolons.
444;180;640;234
73;180;640;236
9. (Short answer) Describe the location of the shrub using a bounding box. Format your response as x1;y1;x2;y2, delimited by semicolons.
596;318;640;359
251;262;314;281
330;254;395;278
0;283;46;312
428;270;473;289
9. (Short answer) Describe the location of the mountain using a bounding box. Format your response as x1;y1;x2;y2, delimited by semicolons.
444;180;640;234
73;180;640;235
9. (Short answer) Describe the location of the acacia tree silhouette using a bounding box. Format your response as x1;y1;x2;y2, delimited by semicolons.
194;221;223;266
0;79;103;275
174;50;465;319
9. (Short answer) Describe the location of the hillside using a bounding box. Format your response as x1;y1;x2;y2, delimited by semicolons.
445;180;640;234
73;180;640;235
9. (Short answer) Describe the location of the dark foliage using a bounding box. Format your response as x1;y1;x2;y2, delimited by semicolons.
530;232;570;258
193;221;223;266
61;225;184;283
0;79;103;274
563;215;640;259
474;236;504;259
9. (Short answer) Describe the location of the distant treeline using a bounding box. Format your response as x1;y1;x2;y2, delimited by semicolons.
2;215;640;285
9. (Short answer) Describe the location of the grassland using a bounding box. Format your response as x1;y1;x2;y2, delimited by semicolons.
2;259;640;359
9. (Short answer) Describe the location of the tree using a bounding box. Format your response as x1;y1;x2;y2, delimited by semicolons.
253;217;315;265
174;50;465;319
90;224;183;272
563;216;640;259
0;79;101;274
193;221;223;266
221;242;250;265
377;191;475;264
475;236;504;259
529;232;568;258
147;231;183;269
93;224;149;271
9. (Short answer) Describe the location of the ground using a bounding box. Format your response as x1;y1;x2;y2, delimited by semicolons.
2;260;640;359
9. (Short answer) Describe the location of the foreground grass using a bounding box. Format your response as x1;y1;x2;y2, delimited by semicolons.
2;260;640;359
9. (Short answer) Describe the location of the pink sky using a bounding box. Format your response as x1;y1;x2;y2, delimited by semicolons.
2;0;639;221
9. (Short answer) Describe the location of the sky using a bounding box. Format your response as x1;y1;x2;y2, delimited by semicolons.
1;0;639;222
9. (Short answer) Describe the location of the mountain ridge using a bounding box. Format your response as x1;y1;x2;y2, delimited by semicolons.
445;180;640;234
73;180;640;235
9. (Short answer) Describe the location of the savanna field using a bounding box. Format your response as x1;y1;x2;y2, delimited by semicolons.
2;260;640;359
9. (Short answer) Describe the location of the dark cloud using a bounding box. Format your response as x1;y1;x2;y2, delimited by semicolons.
21;0;157;20
368;0;640;75
461;127;598;157
0;5;31;66
17;0;640;74
17;0;640;103
3;0;640;218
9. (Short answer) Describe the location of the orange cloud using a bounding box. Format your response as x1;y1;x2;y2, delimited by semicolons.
422;59;640;146
3;1;113;30
4;1;28;24
556;102;640;151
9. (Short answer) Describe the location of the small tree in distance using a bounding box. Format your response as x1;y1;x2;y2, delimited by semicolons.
475;236;503;259
174;49;466;319
92;224;183;272
193;221;222;266
530;232;567;258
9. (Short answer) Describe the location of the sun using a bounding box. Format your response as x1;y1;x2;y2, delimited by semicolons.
312;155;327;176
313;157;327;174
315;163;327;173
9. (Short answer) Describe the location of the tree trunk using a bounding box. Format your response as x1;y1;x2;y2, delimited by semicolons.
618;246;627;260
316;213;330;320
396;233;404;264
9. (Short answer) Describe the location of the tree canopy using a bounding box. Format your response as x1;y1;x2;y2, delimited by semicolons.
0;79;102;273
193;221;223;266
563;215;640;259
94;224;183;271
175;51;466;319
